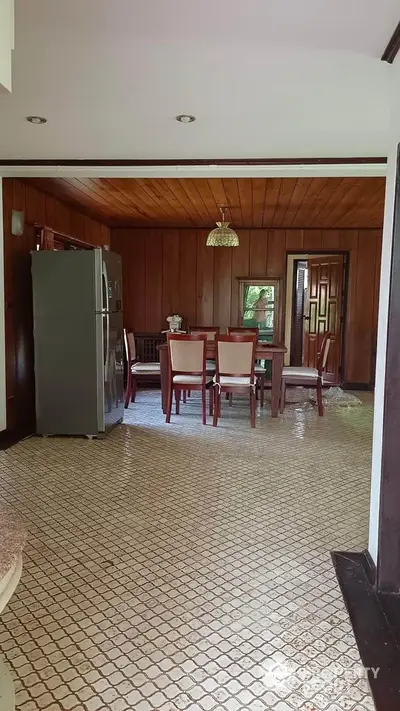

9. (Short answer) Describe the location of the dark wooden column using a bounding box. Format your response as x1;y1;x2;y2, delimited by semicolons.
377;144;400;592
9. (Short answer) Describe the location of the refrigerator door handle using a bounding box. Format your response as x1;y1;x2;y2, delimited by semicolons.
102;261;110;382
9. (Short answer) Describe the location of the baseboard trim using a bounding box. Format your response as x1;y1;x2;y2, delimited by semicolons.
332;550;400;711
0;425;34;450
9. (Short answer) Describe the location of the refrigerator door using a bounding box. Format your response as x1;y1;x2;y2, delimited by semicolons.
99;249;123;314
103;310;124;429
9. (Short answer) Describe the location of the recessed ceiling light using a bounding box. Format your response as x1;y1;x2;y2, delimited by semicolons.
26;116;47;124
176;114;196;124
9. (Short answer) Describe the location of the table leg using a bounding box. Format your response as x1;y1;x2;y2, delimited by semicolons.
271;352;284;417
160;347;168;414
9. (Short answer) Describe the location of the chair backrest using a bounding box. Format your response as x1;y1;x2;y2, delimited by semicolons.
167;333;207;374
228;327;259;336
317;332;333;374
215;334;257;379
127;332;136;362
189;326;220;341
135;332;165;362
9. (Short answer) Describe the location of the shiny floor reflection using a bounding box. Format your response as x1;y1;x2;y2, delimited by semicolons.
0;389;374;710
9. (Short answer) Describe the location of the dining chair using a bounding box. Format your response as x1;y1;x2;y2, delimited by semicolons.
186;326;220;399
124;329;161;407
189;326;220;340
213;334;257;428
227;327;266;407
166;333;213;425
280;331;333;416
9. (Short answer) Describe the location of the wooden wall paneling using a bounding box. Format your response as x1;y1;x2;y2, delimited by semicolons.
110;226;382;385
25;184;46;225
162;230;180;321
196;230;214;325
266;230;286;277
340;230;359;383
179;230;198;328
213;247;232;330
69;210;87;241
353;230;380;384
231;230;250;326
145;230;163;331
45;195;71;234
285;230;304;251
130;230;147;332
249;229;268;276
321;230;341;250
303;229;323;251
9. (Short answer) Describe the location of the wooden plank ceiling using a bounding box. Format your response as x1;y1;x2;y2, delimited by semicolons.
25;177;386;229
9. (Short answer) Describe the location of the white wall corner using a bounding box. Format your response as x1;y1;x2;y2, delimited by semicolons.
0;0;14;92
368;62;400;564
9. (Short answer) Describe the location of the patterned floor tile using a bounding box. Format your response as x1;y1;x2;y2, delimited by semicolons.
0;390;374;710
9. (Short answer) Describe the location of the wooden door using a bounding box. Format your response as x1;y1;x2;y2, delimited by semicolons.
303;255;344;383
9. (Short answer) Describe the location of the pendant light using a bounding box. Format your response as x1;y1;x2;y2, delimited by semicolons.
206;206;239;247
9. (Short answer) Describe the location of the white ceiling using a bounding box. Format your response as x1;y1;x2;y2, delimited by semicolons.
0;0;398;161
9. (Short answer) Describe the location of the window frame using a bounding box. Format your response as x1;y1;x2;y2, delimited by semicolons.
237;277;284;343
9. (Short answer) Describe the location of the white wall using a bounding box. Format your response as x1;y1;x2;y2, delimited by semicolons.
0;0;14;92
0;181;7;431
368;61;400;564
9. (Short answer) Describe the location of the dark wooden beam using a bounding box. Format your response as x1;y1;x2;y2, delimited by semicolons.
377;144;400;592
381;21;400;63
0;157;387;167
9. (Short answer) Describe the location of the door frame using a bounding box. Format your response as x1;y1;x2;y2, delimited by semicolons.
285;250;349;383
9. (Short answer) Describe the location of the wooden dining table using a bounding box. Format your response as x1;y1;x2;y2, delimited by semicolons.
158;341;287;417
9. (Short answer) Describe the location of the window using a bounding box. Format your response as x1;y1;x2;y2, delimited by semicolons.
238;278;282;343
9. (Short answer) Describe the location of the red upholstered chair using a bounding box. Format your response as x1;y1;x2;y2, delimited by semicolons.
280;331;333;416
213;334;257;428
166;333;213;425
227;327;266;407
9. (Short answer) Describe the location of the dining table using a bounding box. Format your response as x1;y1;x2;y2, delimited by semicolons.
158;341;287;418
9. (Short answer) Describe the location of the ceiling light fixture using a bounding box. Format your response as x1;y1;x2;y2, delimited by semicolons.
206;206;239;247
175;114;196;124
26;116;47;124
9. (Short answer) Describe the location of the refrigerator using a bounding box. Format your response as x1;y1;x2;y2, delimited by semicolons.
31;248;124;437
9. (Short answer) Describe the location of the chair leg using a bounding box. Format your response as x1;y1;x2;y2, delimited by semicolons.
280;380;286;414
228;393;233;407
316;380;324;416
124;371;132;408
260;374;265;408
175;389;181;415
213;387;219;427
202;387;207;425
209;387;213;416
166;383;173;423
183;390;187;403
187;390;191;398
225;392;229;401
131;376;137;403
250;388;256;428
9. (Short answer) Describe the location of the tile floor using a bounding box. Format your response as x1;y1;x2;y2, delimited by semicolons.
0;390;375;711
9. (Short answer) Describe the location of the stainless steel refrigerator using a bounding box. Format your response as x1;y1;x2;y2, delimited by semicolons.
32;248;124;437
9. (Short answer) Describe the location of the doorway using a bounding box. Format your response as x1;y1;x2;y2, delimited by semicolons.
288;253;347;384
